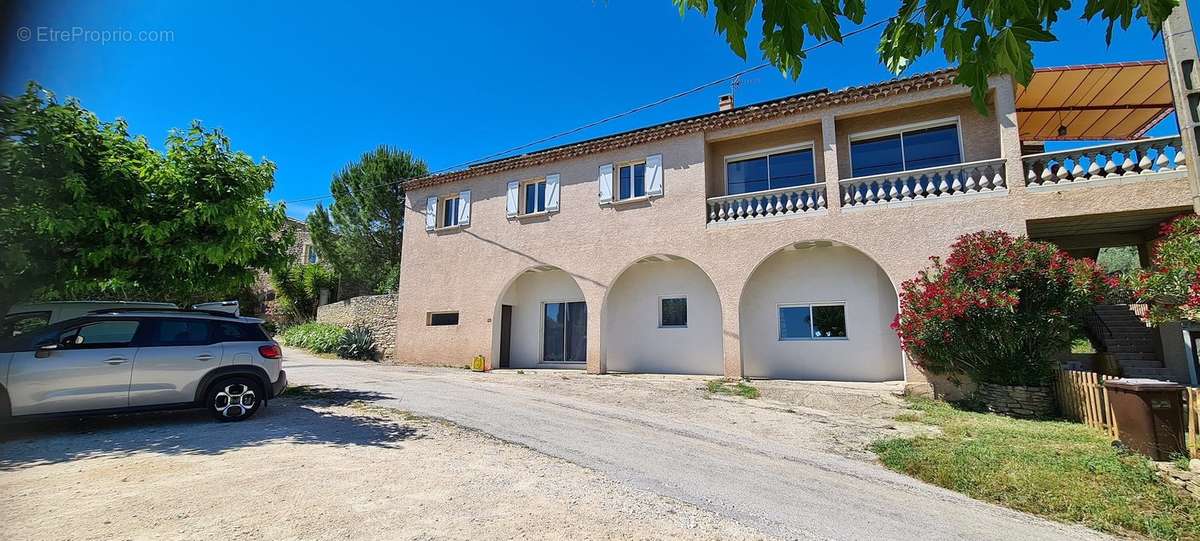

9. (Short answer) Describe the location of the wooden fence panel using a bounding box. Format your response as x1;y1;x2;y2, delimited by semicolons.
1055;369;1118;436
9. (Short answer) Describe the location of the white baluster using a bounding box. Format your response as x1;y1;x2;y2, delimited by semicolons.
900;180;912;199
965;169;977;192
1026;168;1037;186
1177;150;1187;171
993;167;1005;189
1137;151;1152;174
937;173;950;195
887;181;899;201
1120;154;1135;176
1086;158;1101;179
853;184;864;205
816;191;826;209
1040;166;1053;185
1055;162;1069;183
951;171;963;194
979;169;992;191
1103;156;1117;177
1156;150;1170;172
914;177;926;198
1070;160;1084;180
785;193;796;212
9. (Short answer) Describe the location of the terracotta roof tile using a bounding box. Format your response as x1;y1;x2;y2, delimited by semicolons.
405;68;959;190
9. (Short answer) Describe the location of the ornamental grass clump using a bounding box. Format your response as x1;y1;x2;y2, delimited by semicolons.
892;231;1117;387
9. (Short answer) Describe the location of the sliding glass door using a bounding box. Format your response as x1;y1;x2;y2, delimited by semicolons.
543;301;586;363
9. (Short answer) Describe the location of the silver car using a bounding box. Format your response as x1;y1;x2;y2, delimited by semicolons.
0;309;287;422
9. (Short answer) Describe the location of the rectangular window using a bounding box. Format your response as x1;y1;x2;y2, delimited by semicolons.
427;312;459;326
522;179;547;215
779;304;847;341
850;122;961;177
659;297;687;328
150;319;212;346
725;148;815;196
617;162;646;201
2;311;51;337
440;196;460;228
60;320;141;348
543;301;586;363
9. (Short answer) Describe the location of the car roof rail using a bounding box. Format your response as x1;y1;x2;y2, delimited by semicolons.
87;307;242;319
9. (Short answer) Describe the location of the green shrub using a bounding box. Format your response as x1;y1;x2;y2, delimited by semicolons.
270;263;337;321
279;322;345;354
336;325;377;360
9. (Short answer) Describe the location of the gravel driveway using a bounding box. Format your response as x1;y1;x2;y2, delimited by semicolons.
275;350;1104;540
0;348;1108;540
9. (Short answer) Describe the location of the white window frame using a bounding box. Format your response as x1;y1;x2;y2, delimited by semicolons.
847;116;964;177
723;141;817;196
777;302;849;342
613;159;648;203
426;311;460;326
539;299;586;364
437;193;462;229
658;295;688;329
519;177;548;216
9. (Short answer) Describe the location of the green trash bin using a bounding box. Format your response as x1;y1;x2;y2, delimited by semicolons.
1105;378;1186;461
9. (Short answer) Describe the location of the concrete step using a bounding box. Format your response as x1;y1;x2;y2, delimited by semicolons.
1112;352;1161;361
1124;368;1174;379
1117;359;1165;369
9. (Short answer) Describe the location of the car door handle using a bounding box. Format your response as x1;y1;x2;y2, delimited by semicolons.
196;354;214;361
104;357;128;365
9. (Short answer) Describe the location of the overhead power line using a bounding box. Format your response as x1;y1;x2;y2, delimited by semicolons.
281;11;904;206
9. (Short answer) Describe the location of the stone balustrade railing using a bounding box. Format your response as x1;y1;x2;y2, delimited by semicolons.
1022;135;1186;187
839;158;1008;209
706;184;827;224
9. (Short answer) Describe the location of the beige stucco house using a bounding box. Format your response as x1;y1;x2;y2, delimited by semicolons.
394;61;1196;389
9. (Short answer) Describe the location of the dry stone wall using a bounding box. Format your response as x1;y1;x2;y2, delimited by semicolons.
317;294;398;360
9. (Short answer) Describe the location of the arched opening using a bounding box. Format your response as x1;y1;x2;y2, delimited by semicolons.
739;240;902;381
492;266;587;369
604;255;723;375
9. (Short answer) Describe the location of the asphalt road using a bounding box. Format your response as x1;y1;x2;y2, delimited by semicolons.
284;349;1107;541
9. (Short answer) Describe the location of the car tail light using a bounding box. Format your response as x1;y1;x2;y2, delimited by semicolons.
258;344;282;359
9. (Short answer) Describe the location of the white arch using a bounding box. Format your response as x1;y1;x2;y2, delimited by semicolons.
602;254;724;375
491;265;588;369
738;240;904;382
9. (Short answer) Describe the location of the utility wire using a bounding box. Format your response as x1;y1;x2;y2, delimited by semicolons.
281;11;907;206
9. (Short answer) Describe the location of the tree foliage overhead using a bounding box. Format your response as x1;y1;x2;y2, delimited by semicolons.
0;83;290;313
674;0;1177;112
307;145;427;295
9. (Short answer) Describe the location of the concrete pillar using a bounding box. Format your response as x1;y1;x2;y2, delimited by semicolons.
1163;0;1200;213
716;283;744;380
821;113;841;212
991;74;1024;193
583;283;607;374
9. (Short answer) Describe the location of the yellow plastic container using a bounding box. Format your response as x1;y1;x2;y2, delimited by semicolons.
471;355;487;372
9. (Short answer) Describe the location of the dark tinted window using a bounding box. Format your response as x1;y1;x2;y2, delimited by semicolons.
149;319;211;346
215;322;268;342
850;134;904;177
767;150;816;188
726;156;769;195
902;125;961;170
660;298;687;327
2;311;51;337
61;320;141;348
428;312;459;326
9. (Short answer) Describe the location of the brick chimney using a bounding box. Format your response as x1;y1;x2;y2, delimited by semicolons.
718;94;735;111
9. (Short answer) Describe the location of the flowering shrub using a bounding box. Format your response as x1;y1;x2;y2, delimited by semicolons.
892;231;1116;386
1133;214;1200;325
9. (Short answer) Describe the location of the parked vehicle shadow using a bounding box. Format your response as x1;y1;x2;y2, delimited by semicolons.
0;387;421;471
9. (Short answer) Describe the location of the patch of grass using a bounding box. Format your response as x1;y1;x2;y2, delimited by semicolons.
893;411;923;423
871;397;1200;539
705;379;761;399
1071;337;1097;354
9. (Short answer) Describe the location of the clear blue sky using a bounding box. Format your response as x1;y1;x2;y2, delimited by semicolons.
2;1;1189;219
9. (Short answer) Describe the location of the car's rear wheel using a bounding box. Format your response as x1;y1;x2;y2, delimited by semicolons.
206;377;263;422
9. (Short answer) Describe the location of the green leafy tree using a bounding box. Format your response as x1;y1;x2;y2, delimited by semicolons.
270;262;337;321
673;0;1177;112
307;145;427;295
0;83;290;315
